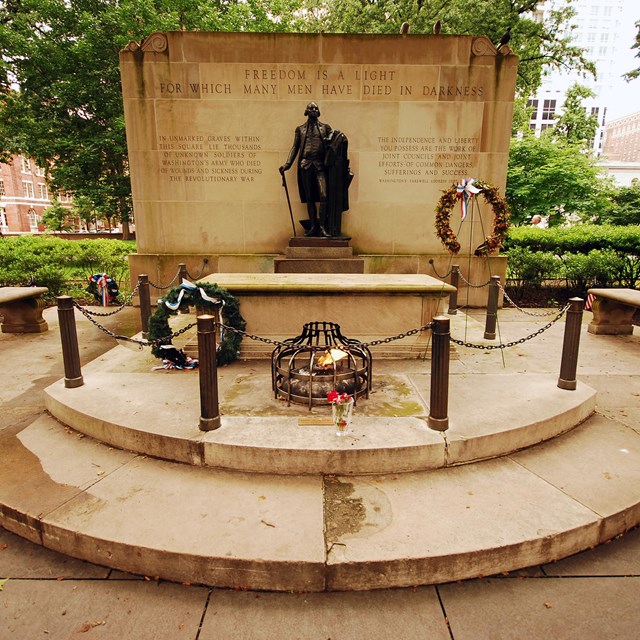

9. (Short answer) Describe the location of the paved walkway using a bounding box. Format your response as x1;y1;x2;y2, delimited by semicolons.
1;304;639;639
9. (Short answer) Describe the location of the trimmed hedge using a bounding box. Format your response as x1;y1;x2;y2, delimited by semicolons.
505;225;640;294
0;235;136;299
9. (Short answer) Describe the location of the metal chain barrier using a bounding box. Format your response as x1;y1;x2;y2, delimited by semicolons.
72;301;196;347
497;281;566;317
75;280;141;318
217;321;435;350
71;299;570;355
148;267;182;291
457;271;492;289
450;303;570;350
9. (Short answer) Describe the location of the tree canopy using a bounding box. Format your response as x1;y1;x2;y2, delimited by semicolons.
550;83;599;150
506;134;612;226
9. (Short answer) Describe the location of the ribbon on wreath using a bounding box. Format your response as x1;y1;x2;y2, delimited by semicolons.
164;279;221;310
163;279;226;346
456;177;482;221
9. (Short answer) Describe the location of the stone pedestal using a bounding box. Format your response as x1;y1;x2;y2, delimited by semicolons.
274;237;365;274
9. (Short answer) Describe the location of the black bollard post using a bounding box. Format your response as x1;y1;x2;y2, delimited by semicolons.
198;314;221;431
56;296;84;388
558;297;585;391
484;275;500;340
428;316;450;431
448;265;459;315
138;274;152;338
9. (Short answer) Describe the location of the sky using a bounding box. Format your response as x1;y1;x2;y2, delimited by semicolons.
604;5;640;121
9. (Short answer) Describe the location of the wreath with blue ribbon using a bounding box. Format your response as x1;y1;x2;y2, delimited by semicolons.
148;280;245;365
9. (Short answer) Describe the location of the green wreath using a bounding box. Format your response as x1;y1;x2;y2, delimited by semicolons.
435;180;511;255
148;281;246;365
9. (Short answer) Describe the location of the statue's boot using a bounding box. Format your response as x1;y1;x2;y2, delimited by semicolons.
318;205;331;237
305;206;320;236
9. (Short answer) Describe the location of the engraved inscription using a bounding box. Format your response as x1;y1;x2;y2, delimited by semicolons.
376;136;480;185
155;64;485;102
157;134;263;183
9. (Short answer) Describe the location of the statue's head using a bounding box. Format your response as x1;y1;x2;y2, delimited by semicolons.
304;102;320;118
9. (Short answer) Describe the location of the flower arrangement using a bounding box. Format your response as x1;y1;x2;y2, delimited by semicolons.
434;179;511;255
328;390;354;436
327;390;352;405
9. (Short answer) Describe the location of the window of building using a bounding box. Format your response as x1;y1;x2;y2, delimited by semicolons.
21;156;31;173
28;209;38;230
540;123;553;132
527;99;539;119
38;183;48;200
0;179;5;197
0;209;7;230
603;6;612;16
23;181;35;198
591;107;599;117
35;165;46;177
542;100;556;120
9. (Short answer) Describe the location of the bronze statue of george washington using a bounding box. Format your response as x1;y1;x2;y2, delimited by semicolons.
279;102;353;238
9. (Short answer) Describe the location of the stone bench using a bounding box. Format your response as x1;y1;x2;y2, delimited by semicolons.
0;286;49;333
587;288;640;335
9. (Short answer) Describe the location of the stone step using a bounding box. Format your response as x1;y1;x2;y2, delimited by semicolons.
43;368;596;475
273;257;365;273
2;411;640;591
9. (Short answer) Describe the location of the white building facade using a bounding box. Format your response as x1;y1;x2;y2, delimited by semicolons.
528;0;637;156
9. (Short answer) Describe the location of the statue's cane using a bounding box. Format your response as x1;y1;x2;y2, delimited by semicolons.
280;168;297;237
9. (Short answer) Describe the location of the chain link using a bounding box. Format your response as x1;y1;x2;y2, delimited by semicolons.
75;280;141;317
428;260;452;280
148;267;182;291
457;271;492;289
72;301;196;347
497;281;566;317
450;303;570;350
186;260;208;281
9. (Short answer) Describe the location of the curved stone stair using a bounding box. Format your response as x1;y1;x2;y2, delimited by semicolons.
2;378;640;591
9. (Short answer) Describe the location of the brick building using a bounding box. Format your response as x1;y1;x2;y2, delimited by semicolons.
0;155;71;233
602;111;640;162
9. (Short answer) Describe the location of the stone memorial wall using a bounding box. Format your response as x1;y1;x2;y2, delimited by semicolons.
120;32;518;285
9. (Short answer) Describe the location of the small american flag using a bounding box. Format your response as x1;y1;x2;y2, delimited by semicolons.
585;293;596;311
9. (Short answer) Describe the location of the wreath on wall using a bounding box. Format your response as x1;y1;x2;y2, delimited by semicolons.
148;280;246;366
434;179;511;255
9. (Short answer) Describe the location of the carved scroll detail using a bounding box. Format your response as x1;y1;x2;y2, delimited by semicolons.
471;36;497;57
141;32;169;53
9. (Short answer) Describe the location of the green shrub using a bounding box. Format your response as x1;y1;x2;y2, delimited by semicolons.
506;247;561;287
505;225;640;292
560;250;624;293
505;224;640;255
0;235;136;301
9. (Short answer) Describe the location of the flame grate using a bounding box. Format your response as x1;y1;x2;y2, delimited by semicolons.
271;321;372;409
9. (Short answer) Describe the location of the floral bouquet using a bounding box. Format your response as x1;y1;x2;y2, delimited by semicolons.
328;390;354;436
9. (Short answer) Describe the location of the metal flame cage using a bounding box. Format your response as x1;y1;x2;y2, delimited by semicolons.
271;321;372;409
